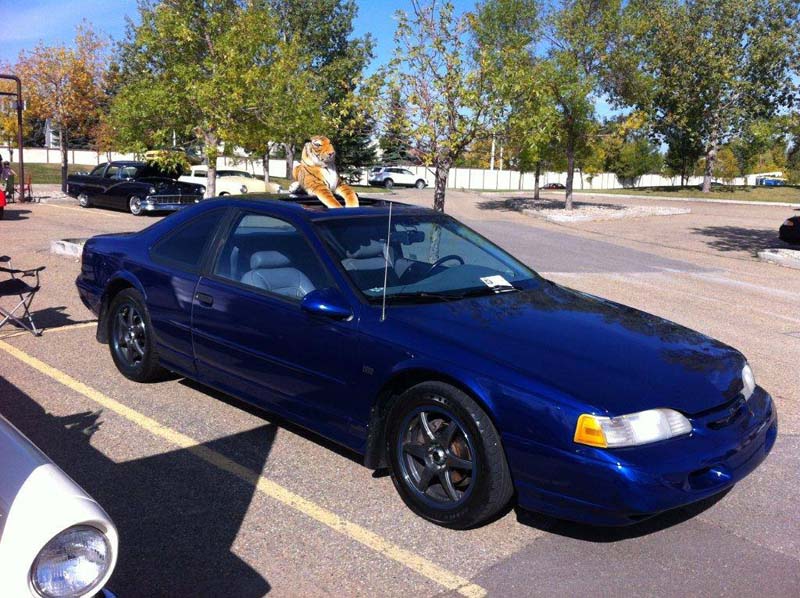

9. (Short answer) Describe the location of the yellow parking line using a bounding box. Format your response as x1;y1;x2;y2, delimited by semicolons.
0;339;486;598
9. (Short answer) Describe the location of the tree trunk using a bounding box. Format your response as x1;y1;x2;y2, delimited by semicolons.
565;140;575;210
702;134;718;193
284;143;295;181
203;132;218;198
433;160;450;212
262;152;270;185
533;162;541;200
60;127;69;193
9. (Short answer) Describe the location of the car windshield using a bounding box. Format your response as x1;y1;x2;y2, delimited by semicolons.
317;213;540;303
218;170;252;178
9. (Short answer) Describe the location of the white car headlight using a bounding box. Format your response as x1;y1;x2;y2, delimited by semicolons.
148;186;157;194
31;525;112;598
741;363;755;400
574;408;692;448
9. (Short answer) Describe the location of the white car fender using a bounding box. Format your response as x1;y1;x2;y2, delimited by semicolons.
0;417;118;597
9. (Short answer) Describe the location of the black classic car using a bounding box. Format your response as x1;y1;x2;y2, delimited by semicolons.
779;216;800;244
67;161;205;215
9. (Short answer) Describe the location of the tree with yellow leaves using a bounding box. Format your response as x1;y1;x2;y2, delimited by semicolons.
16;25;107;192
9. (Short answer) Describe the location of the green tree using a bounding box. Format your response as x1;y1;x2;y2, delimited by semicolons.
606;137;662;186
613;0;800;193
113;0;266;196
379;85;411;165
713;146;739;184
663;127;703;186
267;0;374;178
393;0;522;211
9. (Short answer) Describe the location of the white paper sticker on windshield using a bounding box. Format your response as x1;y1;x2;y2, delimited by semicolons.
480;275;513;289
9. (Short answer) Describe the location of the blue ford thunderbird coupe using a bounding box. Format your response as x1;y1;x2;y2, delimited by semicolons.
76;195;777;528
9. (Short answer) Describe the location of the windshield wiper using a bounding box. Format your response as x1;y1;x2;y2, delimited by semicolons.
380;285;521;304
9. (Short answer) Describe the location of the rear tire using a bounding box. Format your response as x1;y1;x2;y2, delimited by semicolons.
386;381;513;529
384;178;394;189
108;289;168;382
415;179;426;189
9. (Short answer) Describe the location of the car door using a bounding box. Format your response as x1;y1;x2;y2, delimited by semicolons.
144;207;230;375
94;164;123;207
191;210;363;445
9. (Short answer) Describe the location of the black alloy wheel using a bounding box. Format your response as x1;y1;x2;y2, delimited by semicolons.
108;289;167;382
387;381;513;528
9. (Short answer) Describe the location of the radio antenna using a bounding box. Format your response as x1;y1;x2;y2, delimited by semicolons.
380;200;393;322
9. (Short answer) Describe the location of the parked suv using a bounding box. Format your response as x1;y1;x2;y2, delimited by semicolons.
368;166;427;189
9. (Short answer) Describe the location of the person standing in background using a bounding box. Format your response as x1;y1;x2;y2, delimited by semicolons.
1;162;15;201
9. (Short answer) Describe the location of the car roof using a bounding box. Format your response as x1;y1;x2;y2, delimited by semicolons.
201;193;437;221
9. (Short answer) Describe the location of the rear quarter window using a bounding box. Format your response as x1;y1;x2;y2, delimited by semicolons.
150;209;225;272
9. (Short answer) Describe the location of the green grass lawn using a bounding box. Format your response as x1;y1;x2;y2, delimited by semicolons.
6;162;95;185
576;184;800;203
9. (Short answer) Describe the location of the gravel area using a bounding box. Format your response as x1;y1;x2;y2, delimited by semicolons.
522;201;691;223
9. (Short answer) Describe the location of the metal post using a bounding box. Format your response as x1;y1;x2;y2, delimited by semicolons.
0;74;25;202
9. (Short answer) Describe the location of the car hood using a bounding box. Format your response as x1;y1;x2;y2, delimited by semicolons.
388;282;745;416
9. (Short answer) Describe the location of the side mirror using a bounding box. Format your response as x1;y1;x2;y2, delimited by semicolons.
301;288;353;320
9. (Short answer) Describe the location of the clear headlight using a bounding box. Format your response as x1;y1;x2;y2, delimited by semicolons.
31;525;111;598
741;363;755;400
148;186;156;194
574;408;692;448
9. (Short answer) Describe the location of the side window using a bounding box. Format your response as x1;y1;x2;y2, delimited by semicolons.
194;170;207;177
403;169;414;176
90;164;107;176
104;165;120;179
151;210;223;272
214;212;331;300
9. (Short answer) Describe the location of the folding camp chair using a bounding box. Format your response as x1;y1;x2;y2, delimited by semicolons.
0;256;44;336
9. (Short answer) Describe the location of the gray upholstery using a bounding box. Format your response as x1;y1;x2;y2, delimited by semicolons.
240;250;315;299
341;240;391;272
249;250;291;269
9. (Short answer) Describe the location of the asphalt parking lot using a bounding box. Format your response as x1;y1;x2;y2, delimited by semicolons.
0;188;798;596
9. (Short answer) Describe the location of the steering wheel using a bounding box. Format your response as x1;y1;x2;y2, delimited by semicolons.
425;254;465;276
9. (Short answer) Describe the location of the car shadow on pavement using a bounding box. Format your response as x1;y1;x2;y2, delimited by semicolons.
689;226;789;255
0;376;273;596
179;377;367;467
477;196;625;213
514;489;730;542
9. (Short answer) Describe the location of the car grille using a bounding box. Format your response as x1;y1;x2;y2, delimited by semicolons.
150;194;199;205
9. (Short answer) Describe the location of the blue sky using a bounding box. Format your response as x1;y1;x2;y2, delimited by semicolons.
0;0;475;68
0;0;615;116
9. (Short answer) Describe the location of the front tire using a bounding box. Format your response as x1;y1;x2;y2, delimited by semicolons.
129;196;144;216
386;381;513;529
415;179;426;189
78;192;91;208
384;178;394;189
108;289;167;382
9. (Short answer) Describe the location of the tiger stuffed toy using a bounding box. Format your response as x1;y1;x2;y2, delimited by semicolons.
289;135;359;208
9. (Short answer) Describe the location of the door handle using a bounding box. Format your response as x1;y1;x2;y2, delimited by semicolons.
195;292;214;306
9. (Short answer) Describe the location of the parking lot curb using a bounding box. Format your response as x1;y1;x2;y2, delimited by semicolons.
573;191;800;208
50;238;86;258
758;248;800;270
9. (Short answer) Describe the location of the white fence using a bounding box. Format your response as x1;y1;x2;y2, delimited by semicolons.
4;145;753;189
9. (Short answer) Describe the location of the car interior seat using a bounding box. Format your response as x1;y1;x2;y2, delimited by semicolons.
240;250;315;299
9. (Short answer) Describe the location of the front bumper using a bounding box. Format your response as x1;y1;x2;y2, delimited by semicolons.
141;196;202;212
505;388;778;525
